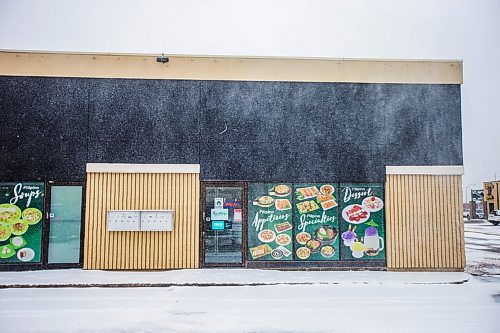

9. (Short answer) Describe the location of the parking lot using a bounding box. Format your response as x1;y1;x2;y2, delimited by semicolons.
464;219;500;275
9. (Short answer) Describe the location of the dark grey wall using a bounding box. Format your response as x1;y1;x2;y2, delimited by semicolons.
0;76;462;182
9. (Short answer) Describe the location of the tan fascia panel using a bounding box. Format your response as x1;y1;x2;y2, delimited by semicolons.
386;166;465;175
86;163;200;174
0;50;463;84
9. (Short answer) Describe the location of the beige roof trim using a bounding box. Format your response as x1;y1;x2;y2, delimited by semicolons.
86;163;200;174
386;166;464;175
0;50;463;84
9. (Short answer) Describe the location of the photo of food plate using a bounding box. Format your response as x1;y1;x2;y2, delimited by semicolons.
296;246;311;260
0;244;16;259
17;247;35;262
296;200;320;214
275;233;291;246
0;203;22;223
253;196;274;207
270;184;291;197
271;248;283;259
315;225;337;244
250;244;273;259
0;224;12;241
276;245;292;257
296;186;321;200
10;220;29;235
10;236;26;249
22;207;43;225
258;229;276;243
316;193;334;203
320;184;334;195
342;204;370;224
321;199;338;211
305;239;322;252
274;221;292;233
275;199;291;211
296;231;312;245
362;196;384;212
320;245;335;258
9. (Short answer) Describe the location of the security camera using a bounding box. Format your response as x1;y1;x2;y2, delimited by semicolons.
156;55;169;63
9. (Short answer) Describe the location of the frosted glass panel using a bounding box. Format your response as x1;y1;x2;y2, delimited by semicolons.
48;186;83;264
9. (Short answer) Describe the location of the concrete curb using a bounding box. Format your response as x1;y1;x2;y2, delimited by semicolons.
0;278;470;289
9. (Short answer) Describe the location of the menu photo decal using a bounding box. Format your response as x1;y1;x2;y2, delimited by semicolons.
339;184;385;260
294;183;339;261
248;183;293;261
0;182;45;264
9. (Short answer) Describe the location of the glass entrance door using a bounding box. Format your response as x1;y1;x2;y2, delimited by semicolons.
46;183;84;266
202;183;246;266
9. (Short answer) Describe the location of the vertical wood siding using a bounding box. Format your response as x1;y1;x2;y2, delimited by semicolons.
386;174;465;271
83;173;200;270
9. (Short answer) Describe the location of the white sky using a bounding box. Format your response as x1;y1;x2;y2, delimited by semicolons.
0;0;499;200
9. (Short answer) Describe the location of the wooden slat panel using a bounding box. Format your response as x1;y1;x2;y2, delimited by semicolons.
83;173;93;269
83;172;200;270
396;175;402;269
409;175;416;268
385;175;392;268
386;174;464;271
432;175;441;268
447;176;456;268
401;175;409;268
438;176;448;268
194;174;200;268
412;175;425;267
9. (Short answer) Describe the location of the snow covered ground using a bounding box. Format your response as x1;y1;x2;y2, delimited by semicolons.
0;220;499;333
465;219;500;275
1;277;499;333
0;268;470;287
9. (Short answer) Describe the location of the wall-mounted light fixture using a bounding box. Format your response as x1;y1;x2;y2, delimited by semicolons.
156;53;169;64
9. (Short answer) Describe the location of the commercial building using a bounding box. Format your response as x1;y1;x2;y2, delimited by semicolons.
0;51;465;271
484;181;500;215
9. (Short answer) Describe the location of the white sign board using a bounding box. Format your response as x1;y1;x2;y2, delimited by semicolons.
234;208;242;222
107;210;174;231
140;210;174;231
214;198;224;209
107;211;141;231
211;208;229;221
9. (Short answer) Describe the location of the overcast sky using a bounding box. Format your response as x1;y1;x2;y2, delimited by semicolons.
0;0;499;200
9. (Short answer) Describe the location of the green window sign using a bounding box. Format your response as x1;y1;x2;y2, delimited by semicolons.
247;182;385;262
339;183;385;260
294;183;339;261
247;183;293;261
211;221;225;230
0;182;44;264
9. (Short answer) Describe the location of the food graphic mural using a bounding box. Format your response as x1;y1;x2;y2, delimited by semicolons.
0;183;44;263
339;183;385;260
294;184;339;260
248;183;293;260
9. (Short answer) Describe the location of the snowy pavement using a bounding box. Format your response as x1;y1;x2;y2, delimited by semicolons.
0;268;470;288
0;220;499;333
465;219;500;275
0;276;499;333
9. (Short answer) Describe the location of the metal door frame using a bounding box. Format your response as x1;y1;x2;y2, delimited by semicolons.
200;181;248;268
42;181;86;269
